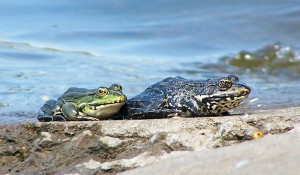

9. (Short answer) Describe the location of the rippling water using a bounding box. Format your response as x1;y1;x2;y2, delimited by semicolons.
1;1;300;123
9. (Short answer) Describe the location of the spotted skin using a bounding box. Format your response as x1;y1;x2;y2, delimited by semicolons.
122;75;251;119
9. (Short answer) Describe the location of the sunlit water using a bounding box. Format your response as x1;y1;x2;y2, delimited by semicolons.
1;1;300;123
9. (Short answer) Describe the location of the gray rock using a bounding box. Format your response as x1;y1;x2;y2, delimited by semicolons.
120;131;300;175
0;107;299;175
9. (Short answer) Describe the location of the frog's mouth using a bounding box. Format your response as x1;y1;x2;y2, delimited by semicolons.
89;95;127;106
195;84;251;115
88;102;126;119
95;101;126;107
209;83;251;103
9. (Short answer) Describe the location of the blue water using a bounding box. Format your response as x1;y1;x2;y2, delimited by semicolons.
1;1;300;123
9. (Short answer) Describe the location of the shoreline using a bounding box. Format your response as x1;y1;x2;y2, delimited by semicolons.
1;103;300;124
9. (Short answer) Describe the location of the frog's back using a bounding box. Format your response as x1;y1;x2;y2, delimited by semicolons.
57;87;97;104
126;76;208;108
129;77;182;100
63;87;96;94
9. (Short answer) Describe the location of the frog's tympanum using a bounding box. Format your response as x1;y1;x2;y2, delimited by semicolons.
121;75;251;119
38;84;127;121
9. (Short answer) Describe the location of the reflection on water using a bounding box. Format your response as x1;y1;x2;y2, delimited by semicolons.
1;1;300;123
180;43;300;80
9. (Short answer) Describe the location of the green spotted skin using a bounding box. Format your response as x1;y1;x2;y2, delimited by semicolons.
122;75;250;119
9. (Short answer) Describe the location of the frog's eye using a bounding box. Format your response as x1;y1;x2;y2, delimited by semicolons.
218;77;232;91
110;84;122;91
227;75;239;82
97;87;108;96
116;85;122;91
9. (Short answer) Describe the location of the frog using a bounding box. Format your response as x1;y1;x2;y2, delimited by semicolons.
37;84;127;121
121;75;251;119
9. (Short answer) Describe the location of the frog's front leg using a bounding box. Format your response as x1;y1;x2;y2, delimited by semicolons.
62;102;99;121
79;103;100;121
38;99;66;122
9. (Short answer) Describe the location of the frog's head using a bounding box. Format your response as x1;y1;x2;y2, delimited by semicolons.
195;75;251;115
80;84;127;118
95;84;127;105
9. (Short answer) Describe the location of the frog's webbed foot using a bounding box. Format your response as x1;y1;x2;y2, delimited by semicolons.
37;113;67;122
38;99;66;122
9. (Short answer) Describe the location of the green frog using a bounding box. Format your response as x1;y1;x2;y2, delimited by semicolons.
38;84;127;121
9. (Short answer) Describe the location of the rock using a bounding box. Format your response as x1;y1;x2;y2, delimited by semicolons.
0;107;299;175
120;132;300;175
75;151;169;174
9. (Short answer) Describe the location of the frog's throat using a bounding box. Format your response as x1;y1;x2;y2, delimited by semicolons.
79;102;125;119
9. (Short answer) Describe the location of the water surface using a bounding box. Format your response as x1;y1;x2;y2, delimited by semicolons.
1;1;300;123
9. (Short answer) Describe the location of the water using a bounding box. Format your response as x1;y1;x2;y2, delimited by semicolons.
1;1;300;123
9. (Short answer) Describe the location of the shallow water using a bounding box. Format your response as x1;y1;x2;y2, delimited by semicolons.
1;1;300;123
